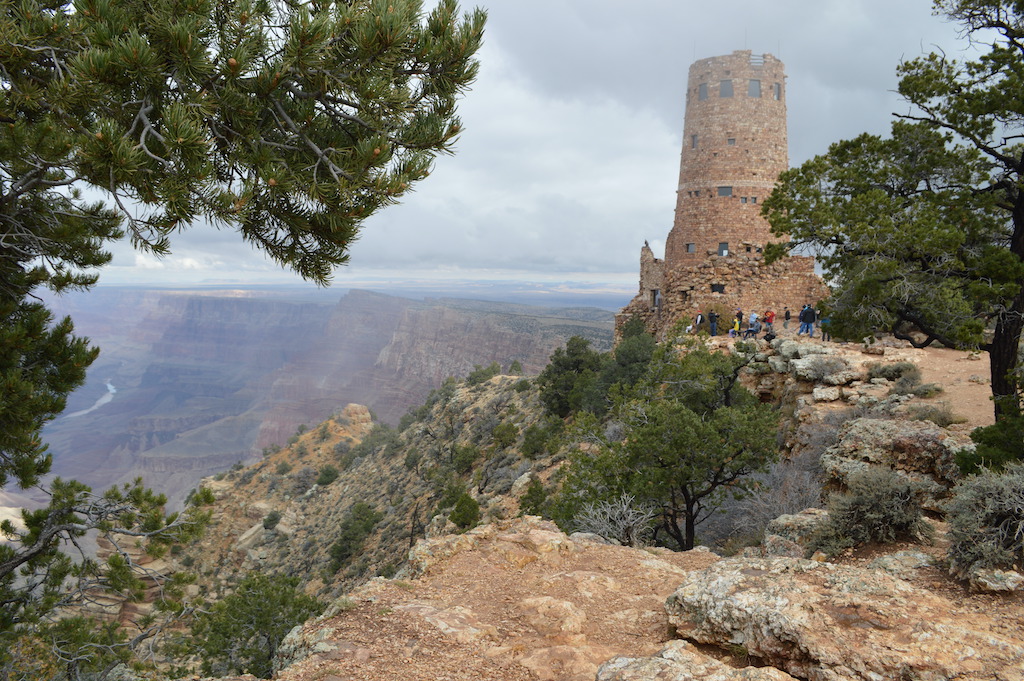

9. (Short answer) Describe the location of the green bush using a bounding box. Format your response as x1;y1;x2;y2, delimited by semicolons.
492;422;519;449
959;415;1024;475
466;361;501;386
189;486;216;506
404;449;421;471
451;444;481;475
809;467;930;557
328;502;383;573
262;510;282;530
520;424;548;459
190;573;323;678
316;465;340;486
349;423;400;459
275;461;293;475
946;462;1024;579
536;336;604;417
519;478;548;516
513;378;531;392
449;492;481;531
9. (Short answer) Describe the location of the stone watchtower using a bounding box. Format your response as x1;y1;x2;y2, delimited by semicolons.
619;50;827;338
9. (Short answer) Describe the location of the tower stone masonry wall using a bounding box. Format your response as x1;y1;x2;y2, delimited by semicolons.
619;50;828;340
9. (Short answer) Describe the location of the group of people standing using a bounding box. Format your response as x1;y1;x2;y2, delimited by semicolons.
687;303;829;341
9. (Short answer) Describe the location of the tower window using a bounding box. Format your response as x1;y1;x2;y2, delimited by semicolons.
773;83;782;100
741;197;748;204
711;284;726;294
717;186;732;197
718;242;729;256
748;79;761;97
686;243;696;253
691;134;698;149
727;138;736;146
699;83;708;101
720;80;733;98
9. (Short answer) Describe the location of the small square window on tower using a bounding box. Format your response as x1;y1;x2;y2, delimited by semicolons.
718;242;729;256
720;80;733;98
686;243;696;253
717;186;732;197
727;138;736;146
711;284;726;294
749;79;761;97
741;197;748;204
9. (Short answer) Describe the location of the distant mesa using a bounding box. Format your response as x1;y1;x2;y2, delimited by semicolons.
618;50;828;338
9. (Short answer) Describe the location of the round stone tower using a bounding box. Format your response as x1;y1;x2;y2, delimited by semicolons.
617;50;828;341
664;51;788;270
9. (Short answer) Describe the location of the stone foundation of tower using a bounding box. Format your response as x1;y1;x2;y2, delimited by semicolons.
617;244;829;341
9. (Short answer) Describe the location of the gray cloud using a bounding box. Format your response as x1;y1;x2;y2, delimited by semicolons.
100;0;965;288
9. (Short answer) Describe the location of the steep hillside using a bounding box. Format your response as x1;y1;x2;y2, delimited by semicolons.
165;333;1024;681
176;372;557;604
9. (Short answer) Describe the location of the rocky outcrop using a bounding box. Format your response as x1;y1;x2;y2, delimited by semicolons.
597;640;798;681
820;417;971;507
665;555;1024;681
270;517;719;681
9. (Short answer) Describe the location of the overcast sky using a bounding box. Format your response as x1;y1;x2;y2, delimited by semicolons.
100;0;971;295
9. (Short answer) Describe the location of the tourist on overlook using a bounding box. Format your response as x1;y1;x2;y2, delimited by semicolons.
783;307;791;330
764;309;775;333
708;310;719;336
797;304;817;337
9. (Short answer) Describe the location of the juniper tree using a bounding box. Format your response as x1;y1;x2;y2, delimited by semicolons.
555;341;779;550
762;0;1024;420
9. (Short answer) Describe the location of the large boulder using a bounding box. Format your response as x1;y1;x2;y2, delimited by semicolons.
820;417;970;506
666;556;1024;681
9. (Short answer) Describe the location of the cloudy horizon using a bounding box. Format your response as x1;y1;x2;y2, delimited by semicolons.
97;0;971;294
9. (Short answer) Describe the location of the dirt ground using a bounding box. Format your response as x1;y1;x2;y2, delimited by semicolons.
910;346;995;428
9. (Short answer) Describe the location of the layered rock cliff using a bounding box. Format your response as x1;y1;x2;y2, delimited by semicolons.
40;288;614;503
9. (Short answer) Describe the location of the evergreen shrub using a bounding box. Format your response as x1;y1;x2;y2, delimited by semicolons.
316;465;340;486
809;467;930;557
946;462;1024;579
449;492;481;531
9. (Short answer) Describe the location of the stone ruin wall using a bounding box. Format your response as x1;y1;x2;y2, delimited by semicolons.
618;250;829;340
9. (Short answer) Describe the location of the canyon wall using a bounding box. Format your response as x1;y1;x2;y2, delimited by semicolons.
41;287;613;503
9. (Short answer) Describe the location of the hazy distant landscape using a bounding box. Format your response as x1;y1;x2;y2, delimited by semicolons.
40;284;619;504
